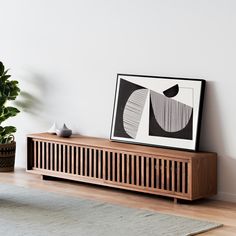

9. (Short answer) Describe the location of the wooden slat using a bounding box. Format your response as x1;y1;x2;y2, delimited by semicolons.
188;160;192;197
136;156;140;186
172;161;176;192
76;147;79;175
127;155;130;184
94;149;97;178
141;156;144;187
98;150;101;179
166;159;170;190
34;141;37;168
42;142;45;169
84;148;87;176
151;158;154;188
103;151;106;180
80;147;83;175
177;162;180;192
50;143;53;171
67;146;71;174
89;148;92;177
186;162;189;194
84;147;87;176
131;155;135;185
117;154;120;182
54;143;57;171
161;159;165;189
37;141;41;168
107;152;111;181
146;157;149;187
182;161;186;193
63;145;66;173
46;143;49;170
122;153;125;183
156;158;159;189
112;153;116;181
85;148;88;176
71;146;75;174
58;144;62;172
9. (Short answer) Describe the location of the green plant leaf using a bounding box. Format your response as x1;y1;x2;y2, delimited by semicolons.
0;106;20;124
0;126;16;144
3;126;16;134
0;126;4;134
0;98;6;107
0;62;4;76
0;61;20;142
11;80;19;85
2;69;9;76
0;75;11;82
7;106;20;115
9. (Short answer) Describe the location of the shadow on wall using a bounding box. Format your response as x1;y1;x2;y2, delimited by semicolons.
14;91;42;116
13;72;51;119
199;81;225;152
200;81;236;200
217;155;236;199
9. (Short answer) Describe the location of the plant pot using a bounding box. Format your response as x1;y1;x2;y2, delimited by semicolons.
0;142;16;172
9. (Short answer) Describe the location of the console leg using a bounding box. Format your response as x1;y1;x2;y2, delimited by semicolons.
174;198;178;204
41;175;52;180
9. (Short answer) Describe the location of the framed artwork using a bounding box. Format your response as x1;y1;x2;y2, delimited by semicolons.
110;74;205;151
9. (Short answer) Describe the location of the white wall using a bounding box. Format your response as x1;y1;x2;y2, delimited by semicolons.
1;0;236;202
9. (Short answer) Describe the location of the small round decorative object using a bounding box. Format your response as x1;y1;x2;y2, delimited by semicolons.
56;124;72;138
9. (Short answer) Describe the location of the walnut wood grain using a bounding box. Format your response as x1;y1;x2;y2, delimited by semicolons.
27;134;217;201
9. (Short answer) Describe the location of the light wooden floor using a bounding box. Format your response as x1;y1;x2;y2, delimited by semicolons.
1;169;236;235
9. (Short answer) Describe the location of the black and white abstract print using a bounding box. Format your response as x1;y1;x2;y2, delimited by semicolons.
111;74;205;151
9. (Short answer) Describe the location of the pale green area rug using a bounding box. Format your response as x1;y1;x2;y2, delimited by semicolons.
0;184;222;236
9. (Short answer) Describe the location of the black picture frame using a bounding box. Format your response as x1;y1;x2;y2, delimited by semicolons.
110;74;205;151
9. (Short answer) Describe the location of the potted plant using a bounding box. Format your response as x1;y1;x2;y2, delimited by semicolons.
0;61;20;172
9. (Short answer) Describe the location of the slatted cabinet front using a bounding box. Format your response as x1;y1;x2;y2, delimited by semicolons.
30;139;190;199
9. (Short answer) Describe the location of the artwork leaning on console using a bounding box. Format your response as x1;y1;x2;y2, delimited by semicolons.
110;74;205;151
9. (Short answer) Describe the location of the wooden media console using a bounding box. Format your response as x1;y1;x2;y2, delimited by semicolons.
27;133;217;201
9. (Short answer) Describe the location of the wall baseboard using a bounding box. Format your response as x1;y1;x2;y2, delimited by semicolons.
213;192;236;203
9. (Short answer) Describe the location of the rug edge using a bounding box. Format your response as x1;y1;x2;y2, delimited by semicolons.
187;223;224;236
